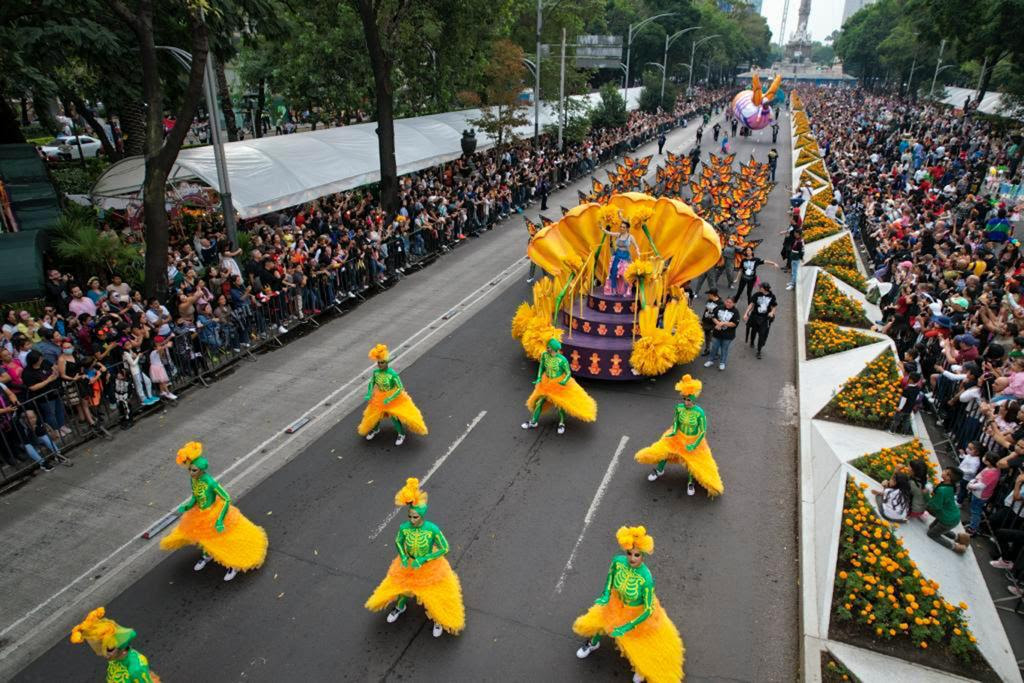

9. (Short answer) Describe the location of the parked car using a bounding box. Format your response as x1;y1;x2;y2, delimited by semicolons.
39;135;102;161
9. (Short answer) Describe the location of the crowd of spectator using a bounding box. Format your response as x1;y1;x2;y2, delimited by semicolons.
0;87;732;483
801;85;1024;597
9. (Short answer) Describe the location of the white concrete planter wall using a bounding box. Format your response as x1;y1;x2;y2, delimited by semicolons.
791;107;1021;683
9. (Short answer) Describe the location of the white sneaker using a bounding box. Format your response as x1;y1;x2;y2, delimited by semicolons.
395;434;406;446
991;558;1014;570
647;468;664;482
432;622;443;638
386;604;406;623
785;283;794;290
718;363;725;371
521;421;538;429
557;424;566;435
366;428;380;441
193;555;211;571
277;325;288;334
633;673;646;683
166;392;178;401
703;360;714;368
223;568;238;581
576;639;600;658
687;481;696;496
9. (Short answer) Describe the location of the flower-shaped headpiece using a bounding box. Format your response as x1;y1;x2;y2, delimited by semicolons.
616;525;654;554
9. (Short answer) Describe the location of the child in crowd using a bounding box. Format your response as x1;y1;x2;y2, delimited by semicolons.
889;371;922;434
874;471;912;523
926;467;969;553
906;459;932;520
149;336;177;402
965;453;1001;535
114;368;133;430
956;440;984;504
124;347;158;406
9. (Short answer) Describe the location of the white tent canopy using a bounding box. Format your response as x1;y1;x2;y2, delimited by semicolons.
937;86;1020;119
92;88;645;219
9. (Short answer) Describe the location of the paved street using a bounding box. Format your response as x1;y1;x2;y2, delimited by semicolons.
13;116;798;682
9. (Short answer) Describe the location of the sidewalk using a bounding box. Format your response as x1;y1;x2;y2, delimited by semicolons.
0;116;706;677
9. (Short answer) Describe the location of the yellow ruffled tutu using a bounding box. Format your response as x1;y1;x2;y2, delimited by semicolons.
357;388;428;436
526;376;598;422
365;556;465;634
573;592;685;683
160;503;268;571
635;430;723;496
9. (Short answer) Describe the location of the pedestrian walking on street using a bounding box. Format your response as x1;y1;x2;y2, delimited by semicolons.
539;176;550;211
704;296;739;371
735;247;779;303
771;123;779;144
573;526;684;683
767;147;778;183
730;118;738;137
698;289;721;357
657;132;667;154
712;122;721;142
636;374;723;496
365;477;465;638
359;344;428;445
743;282;777;359
720;135;729;155
695;125;703;146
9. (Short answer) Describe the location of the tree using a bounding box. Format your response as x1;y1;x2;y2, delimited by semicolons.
637;69;677;114
108;0;210;300
471;39;529;148
590;82;627;129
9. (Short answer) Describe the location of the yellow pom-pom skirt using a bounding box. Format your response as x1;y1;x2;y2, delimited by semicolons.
634;430;724;496
160;504;268;571
365;557;465;634
526;376;598;422
573;592;684;683
357;389;428;436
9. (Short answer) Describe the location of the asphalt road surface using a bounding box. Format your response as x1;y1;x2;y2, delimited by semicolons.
16;117;798;682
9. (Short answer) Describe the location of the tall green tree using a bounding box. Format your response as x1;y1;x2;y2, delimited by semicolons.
471;39;530;148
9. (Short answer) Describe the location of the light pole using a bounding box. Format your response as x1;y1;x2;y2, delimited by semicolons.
929;38;946;99
535;0;542;147
558;27;566;150
930;64;955;98
623;12;676;103
156;45;237;247
661;26;701;103
688;35;720;95
904;32;920;95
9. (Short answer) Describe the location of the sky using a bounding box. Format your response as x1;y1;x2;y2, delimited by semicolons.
758;0;844;44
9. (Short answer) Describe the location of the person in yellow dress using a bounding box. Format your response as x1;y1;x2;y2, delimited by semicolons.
573;526;684;683
635;374;724;497
160;441;268;581
357;344;428;446
365;477;465;637
70;607;161;682
522;338;597;434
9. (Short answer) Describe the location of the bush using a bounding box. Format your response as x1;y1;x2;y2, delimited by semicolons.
51;203;143;287
50;158;111;195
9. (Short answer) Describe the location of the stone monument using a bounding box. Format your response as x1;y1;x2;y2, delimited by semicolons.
784;0;813;64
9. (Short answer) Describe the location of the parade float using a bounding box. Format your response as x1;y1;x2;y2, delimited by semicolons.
511;192;721;380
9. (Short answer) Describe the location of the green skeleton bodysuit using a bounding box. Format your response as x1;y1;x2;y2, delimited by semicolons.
529;350;571;423
178;472;231;531
395;520;449;567
592;555;655;636
653;402;706;478
105;648;155;683
366;367;405;435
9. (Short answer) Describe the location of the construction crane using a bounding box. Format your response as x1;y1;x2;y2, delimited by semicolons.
778;0;791;52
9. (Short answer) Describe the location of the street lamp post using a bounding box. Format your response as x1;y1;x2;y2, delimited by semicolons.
558;27;566;150
904;32;920;95
930;64;955;98
929;38;947;99
661;26;701;103
156;45;237;248
623;12;676;104
688;35;720;95
535;0;542;147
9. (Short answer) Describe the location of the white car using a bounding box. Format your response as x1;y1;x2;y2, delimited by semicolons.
39;135;102;161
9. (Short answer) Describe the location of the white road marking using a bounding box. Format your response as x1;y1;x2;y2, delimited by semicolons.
368;410;488;540
0;258;525;658
779;382;799;426
554;435;629;594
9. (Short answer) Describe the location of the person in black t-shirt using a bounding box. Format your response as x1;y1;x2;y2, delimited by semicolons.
699;289;721;357
703;297;739;371
735;246;779;303
890;372;922;435
743;282;778;359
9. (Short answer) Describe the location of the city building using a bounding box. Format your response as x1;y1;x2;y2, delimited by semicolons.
842;0;876;23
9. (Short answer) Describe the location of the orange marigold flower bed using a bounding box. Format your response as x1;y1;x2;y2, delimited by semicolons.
806;321;877;359
806;159;830;180
801;170;828;190
796;146;819;166
810;236;857;268
803;205;842;243
821;653;859;683
850;439;937;482
832;479;987;674
824;264;868;293
810;272;871;328
813;185;835;209
817;350;901;427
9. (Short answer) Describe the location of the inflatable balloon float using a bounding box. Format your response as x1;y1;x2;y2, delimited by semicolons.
731;73;783;131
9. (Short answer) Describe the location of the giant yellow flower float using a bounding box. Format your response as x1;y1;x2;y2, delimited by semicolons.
513;193;721;380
